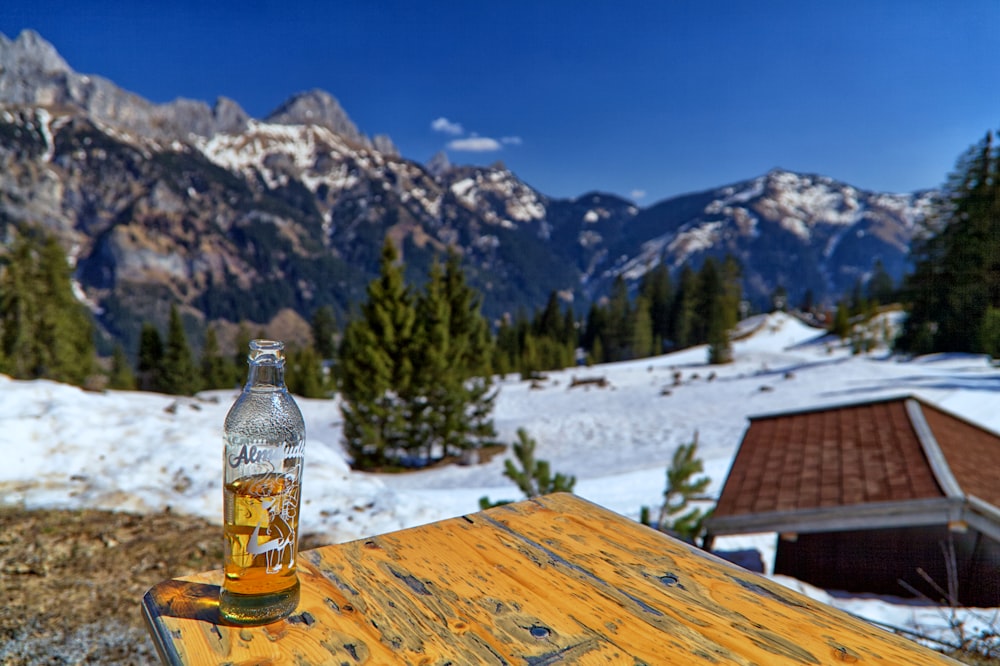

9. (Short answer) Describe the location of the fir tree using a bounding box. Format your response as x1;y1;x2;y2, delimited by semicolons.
310;305;337;359
34;234;95;384
338;239;416;468
866;259;895;306
0;235;41;379
651;433;712;545
286;345;325;398
137;323;164;392
670;265;698;349
108;344;136;390
702;256;741;365
439;251;497;453
0;229;95;385
604;275;633;361
199;325;233;389
979;307;1000;359
534;292;564;341
232;323;252;385
479;428;575;508
630;296;655;359
898;131;1000;355
409;252;498;461
830;300;852;340
161;304;199;396
581;303;608;363
492;315;520;377
640;261;673;349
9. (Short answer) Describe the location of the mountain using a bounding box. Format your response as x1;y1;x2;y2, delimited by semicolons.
0;30;934;354
607;170;934;305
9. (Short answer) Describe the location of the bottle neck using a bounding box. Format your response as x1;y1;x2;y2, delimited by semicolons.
245;339;286;390
246;360;285;389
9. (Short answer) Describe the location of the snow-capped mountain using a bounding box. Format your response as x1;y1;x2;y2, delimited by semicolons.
0;29;932;353
606;170;934;303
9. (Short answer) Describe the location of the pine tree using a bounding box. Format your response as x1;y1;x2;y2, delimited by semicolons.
338;239;416;468
0;229;95;385
604;275;633;361
492;315;519;377
199;325;233;389
654;433;712;544
34;234;95;384
581;303;608;363
231;323;252;385
534;292;564;340
440;251;497;452
409;252;498;461
286;345;325;398
640;261;673;348
108;344;136;390
161;305;199;395
979;307;1000;359
410;258;452;460
899;131;1000;355
524;293;575;370
310;305;337;359
866;259;895;306
479;428;575;508
0;235;41;379
670;264;698;349
701;256;741;364
831;301;851;340
137;323;164;392
630;296;655;359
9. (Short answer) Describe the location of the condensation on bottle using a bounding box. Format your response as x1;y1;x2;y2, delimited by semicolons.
220;339;306;625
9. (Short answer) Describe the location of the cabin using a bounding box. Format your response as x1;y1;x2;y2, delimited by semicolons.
705;395;1000;607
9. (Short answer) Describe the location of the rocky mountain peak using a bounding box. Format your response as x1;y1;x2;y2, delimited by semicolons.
264;89;363;144
0;29;70;75
426;150;452;178
211;96;250;134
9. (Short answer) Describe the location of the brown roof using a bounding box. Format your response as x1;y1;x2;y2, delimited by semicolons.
921;403;1000;508
709;396;1000;535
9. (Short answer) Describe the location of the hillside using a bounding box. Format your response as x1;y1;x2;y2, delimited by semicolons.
2;313;999;663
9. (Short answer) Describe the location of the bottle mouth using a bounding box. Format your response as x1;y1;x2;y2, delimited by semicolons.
249;339;285;363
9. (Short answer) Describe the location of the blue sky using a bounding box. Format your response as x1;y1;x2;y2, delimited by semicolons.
2;1;998;203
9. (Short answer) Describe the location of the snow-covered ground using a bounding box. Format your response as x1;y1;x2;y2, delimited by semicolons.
1;311;997;650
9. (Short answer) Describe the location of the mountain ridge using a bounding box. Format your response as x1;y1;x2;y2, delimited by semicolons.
0;29;933;354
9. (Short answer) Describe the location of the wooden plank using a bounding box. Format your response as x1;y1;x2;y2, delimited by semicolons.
143;493;959;664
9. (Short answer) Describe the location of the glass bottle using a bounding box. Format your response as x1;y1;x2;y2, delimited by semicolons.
220;339;306;625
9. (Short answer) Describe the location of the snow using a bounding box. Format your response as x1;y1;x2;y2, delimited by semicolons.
1;311;997;648
195;120;360;193
36;107;54;162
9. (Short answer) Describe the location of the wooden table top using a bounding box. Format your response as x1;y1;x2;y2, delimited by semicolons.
142;492;958;664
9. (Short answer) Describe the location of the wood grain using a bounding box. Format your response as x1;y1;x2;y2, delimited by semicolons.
143;492;959;664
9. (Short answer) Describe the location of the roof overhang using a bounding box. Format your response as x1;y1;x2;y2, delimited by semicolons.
706;496;1000;541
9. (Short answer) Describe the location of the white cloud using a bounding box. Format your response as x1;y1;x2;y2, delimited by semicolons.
631;189;647;200
500;136;522;145
431;117;464;135
447;136;503;152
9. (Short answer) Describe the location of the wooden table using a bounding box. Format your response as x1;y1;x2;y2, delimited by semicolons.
143;492;958;664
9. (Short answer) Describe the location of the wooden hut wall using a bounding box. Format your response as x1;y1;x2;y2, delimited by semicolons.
773;525;1000;607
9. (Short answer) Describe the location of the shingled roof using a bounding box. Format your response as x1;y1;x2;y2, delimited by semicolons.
706;395;1000;541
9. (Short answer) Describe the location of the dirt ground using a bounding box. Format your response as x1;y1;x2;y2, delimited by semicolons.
0;506;326;665
1;506;995;665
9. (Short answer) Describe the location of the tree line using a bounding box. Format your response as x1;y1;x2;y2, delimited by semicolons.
494;254;744;377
